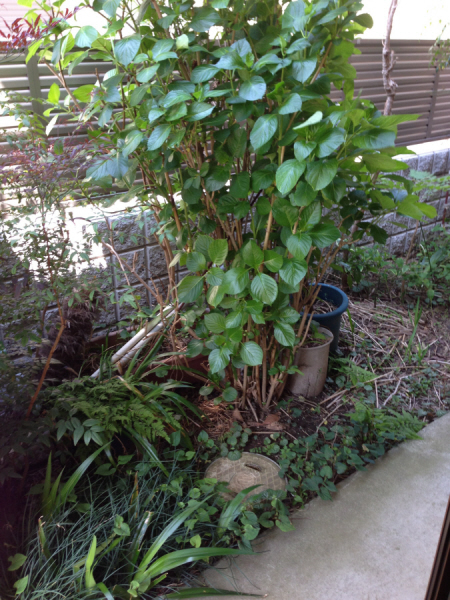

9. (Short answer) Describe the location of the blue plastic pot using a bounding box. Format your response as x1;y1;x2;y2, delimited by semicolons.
305;284;349;353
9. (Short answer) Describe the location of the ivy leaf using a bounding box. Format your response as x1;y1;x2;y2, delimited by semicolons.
8;554;27;571
353;128;396;150
251;273;278;305
209;347;231;374
238;76;266;101
147;124;171;150
186;252;206;272
204;312;226;333
264;250;283;272
223;387;238;402
222;268;249;294
274;322;296;347
191;65;220;83
279;92;302;115
178;276;204;302
276;159;306;195
309;223;341;248
250;114;278;150
242;240;264;269
292;58;317;83
280;258;307;286
115;35;141;67
286;232;312;259
240;342;263;366
75;26;98;48
13;576;28;595
208;239;228;265
305;159;338;191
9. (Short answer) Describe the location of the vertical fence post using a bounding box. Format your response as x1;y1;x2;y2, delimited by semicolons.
25;55;44;116
426;67;441;139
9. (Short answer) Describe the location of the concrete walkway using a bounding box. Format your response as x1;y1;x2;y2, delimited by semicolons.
203;413;450;600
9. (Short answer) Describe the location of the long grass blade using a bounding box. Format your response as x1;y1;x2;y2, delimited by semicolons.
165;587;262;598
145;547;255;579
57;443;109;509
125;428;168;476
136;498;211;581
84;535;97;589
218;486;261;531
96;582;115;600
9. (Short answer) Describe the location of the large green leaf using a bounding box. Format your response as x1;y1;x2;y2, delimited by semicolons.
282;0;307;31
204;312;226;333
222;268;249;294
122;130;143;157
242;241;264;269
250;114;278;150
274;322;296;347
75;26;98;48
292;58;317;83
353;128;396;150
209;347;232;373
309;223;340;248
177;276;204;302
191;65;220;83
305;159;338;191
205;166;230;191
362;154;409;173
279;92;302;115
186;252;206;272
239;76;266;101
276;159;306;195
147;124;171;150
294;140;316;161
286;232;312;259
114;35;141;67
187;102;215;122
137;64;159;83
264;250;283;272
316;129;345;158
230;172;250;198
161;91;191;109
191;6;221;32
208;239;228;265
240;342;263;366
279;258;307;286
293;111;323;131
290;181;317;206
250;273;278;304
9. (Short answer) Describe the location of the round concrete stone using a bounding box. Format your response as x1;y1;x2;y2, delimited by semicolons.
205;452;285;501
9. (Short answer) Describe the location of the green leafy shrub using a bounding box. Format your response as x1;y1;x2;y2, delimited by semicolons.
11;0;435;411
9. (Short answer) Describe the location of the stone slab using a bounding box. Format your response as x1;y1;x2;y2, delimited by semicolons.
201;413;450;600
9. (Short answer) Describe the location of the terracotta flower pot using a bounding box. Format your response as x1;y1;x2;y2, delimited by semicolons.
287;327;333;398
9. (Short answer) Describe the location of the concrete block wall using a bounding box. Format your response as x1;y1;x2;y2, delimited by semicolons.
384;146;450;255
